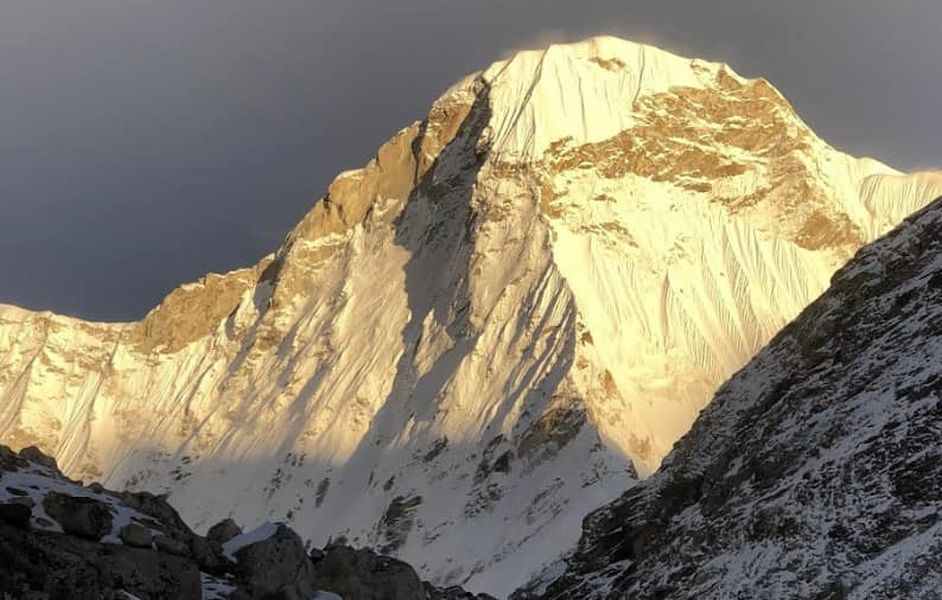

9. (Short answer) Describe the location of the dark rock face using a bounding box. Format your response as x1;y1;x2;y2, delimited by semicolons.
311;544;427;599
101;545;202;600
516;407;586;465
207;517;242;545
18;446;57;471
0;446;219;599
378;495;423;553
117;489;190;534
310;544;499;600
0;446;27;472
0;503;31;528
42;492;113;541
153;534;189;557
120;523;153;548
514;196;942;598
0;521;202;599
231;524;317;599
189;533;229;574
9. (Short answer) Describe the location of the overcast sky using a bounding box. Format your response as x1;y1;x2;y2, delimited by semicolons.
1;0;940;321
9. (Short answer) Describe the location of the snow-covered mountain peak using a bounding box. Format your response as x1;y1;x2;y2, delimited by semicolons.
466;36;747;159
1;36;939;597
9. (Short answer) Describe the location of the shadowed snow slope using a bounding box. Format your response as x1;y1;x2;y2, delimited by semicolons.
0;36;939;597
516;193;942;599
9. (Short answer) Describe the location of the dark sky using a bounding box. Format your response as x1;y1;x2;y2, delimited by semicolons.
1;1;940;321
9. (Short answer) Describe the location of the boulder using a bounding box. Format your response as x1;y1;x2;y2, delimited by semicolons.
189;534;229;574
118;491;189;534
232;523;317;599
42;492;112;540
0;502;32;527
312;545;426;600
0;444;26;471
18;446;58;470
154;535;190;557
7;495;35;508
100;545;202;600
207;517;242;545
119;523;153;548
308;544;497;600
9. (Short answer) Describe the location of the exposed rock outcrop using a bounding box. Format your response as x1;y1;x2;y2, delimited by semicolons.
119;522;153;548
310;544;499;600
229;523;317;599
42;492;113;541
311;544;428;600
208;518;243;545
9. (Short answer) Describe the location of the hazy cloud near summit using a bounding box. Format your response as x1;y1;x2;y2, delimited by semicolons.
1;0;939;320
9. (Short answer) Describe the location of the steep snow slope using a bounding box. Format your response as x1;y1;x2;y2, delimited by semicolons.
0;36;939;596
518;192;942;599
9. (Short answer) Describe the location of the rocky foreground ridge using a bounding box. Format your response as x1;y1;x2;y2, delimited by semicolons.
2;35;941;595
0;444;489;600
514;194;942;598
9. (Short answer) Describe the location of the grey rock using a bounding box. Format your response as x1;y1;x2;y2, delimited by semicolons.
42;492;112;541
189;533;228;574
18;446;57;471
0;445;26;471
119;523;153;548
206;517;242;545
311;544;496;600
117;490;189;535
153;535;189;557
0;520;200;599
232;523;317;600
312;545;426;600
7;495;35;508
101;544;202;600
377;494;422;554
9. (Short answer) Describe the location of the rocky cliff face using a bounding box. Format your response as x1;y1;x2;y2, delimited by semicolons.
1;36;939;596
515;194;942;598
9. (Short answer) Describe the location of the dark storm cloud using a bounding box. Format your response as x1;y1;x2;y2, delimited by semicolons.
1;0;939;320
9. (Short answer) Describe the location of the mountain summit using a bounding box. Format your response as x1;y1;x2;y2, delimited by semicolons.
1;36;939;596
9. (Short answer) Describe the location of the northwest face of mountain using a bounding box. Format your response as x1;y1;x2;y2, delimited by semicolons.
1;36;940;596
